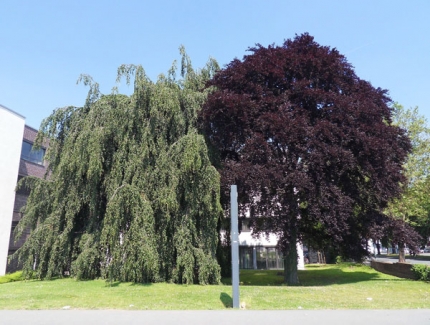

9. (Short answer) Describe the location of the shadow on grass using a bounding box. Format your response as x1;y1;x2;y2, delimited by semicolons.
105;281;122;287
220;292;232;308
222;265;409;287
129;282;153;287
299;268;383;286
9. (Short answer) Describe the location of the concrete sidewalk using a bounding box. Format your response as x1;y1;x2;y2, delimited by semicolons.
374;254;430;265
0;310;429;325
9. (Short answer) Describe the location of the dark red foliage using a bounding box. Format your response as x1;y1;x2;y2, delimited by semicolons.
377;217;422;252
200;34;411;259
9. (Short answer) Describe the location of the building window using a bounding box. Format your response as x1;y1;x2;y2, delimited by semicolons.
239;247;254;269
239;218;251;232
267;247;278;269
256;246;267;269
21;141;45;165
241;246;284;270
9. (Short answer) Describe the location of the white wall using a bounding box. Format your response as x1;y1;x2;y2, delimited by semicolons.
0;105;25;275
238;231;305;270
239;231;279;247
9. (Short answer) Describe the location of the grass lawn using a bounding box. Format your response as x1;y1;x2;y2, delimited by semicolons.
0;264;429;310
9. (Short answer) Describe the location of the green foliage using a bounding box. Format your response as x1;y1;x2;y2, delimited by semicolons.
411;264;430;281
14;48;222;284
389;104;430;216
0;271;23;284
335;256;343;264
387;104;430;245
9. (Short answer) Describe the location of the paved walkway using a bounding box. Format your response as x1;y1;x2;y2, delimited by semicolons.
374;253;430;265
0;310;429;325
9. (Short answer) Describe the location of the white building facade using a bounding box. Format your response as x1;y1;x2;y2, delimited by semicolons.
237;219;305;270
0;105;25;276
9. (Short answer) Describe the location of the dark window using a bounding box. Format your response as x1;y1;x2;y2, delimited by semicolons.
239;247;254;269
256;247;267;269
267;247;278;269
239;218;251;232
277;249;284;269
21;141;45;165
252;246;284;270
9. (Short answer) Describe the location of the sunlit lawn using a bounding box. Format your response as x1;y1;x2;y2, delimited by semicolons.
1;264;429;310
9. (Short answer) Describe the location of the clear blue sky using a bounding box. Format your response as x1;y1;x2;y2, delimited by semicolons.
1;0;429;129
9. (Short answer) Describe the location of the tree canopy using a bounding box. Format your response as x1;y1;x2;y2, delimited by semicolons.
385;104;430;260
388;104;430;222
200;33;411;284
14;48;222;284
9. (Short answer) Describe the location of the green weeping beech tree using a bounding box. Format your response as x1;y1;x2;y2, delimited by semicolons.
14;48;222;284
200;34;412;284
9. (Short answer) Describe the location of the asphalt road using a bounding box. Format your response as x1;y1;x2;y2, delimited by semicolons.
0;310;429;325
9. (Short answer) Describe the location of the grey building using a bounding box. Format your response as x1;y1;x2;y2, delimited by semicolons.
7;125;47;273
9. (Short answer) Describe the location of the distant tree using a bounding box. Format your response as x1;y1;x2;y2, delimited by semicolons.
14;48;222;284
200;34;411;284
386;104;430;261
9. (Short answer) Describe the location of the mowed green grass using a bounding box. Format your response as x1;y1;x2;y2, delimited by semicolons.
0;264;429;310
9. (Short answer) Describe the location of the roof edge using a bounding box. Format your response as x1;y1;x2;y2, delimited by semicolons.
0;104;26;120
24;124;40;132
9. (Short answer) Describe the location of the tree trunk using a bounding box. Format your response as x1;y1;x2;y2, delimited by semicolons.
399;244;406;263
284;232;299;285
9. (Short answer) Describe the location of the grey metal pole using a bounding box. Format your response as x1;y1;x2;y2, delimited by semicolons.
231;185;240;308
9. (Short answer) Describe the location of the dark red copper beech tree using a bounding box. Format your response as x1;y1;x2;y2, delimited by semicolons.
200;34;411;284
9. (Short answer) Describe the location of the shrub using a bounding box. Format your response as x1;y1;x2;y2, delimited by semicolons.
411;264;430;281
0;271;23;284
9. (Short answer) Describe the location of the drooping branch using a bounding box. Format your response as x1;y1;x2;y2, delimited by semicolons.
15;48;222;284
